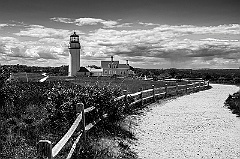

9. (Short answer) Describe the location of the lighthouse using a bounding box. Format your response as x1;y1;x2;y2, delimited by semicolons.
68;32;81;76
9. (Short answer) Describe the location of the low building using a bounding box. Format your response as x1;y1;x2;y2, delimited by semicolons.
101;56;134;76
76;67;91;76
89;68;103;76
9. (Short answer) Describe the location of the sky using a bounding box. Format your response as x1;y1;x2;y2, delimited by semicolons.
0;0;240;69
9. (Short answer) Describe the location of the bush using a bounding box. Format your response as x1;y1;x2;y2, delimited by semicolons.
0;80;128;158
225;92;240;114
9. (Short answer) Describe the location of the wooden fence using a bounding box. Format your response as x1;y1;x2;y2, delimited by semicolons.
36;80;210;159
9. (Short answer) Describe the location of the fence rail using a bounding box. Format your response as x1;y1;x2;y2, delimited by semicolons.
37;80;210;159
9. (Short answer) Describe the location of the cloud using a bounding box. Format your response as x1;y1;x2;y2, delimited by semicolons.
51;17;132;28
200;38;239;42
3;22;240;68
39;38;66;44
50;17;74;24
0;37;27;58
0;23;76;66
0;36;66;61
0;23;17;28
139;22;160;26
101;20;118;28
74;18;119;28
186;43;240;60
147;24;240;36
0;24;8;28
113;23;132;28
0;41;7;56
34;47;59;59
0;38;37;59
75;18;132;28
15;25;72;38
77;24;240;68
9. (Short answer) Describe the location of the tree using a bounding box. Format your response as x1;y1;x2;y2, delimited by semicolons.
168;68;177;78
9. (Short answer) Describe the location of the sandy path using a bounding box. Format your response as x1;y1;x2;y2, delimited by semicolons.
130;84;240;159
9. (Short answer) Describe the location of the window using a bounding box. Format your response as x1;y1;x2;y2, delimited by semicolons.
109;70;112;74
104;70;108;74
113;71;116;74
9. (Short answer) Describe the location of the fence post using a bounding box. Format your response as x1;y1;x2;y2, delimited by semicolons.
165;83;168;98
152;85;155;102
139;88;143;106
123;90;128;106
192;82;195;93
76;102;82;115
207;81;209;87
176;83;178;95
185;83;188;93
37;140;52;159
77;103;86;142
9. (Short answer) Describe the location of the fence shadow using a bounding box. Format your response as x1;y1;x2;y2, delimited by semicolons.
75;118;138;159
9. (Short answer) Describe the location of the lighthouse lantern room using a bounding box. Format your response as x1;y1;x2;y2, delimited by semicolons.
68;32;81;76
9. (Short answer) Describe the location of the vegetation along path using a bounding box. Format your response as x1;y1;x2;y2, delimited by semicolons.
128;84;240;158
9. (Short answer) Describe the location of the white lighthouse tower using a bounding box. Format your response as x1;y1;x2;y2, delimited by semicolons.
68;32;81;76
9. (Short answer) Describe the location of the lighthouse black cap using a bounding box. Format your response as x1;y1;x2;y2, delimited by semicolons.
70;32;79;37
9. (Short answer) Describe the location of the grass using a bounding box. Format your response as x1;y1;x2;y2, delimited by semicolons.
49;76;189;94
11;72;44;82
11;73;190;93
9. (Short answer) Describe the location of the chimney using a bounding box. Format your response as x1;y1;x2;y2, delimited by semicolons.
111;56;113;63
126;60;129;65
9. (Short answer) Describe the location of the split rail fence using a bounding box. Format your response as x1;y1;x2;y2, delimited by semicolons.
37;80;210;159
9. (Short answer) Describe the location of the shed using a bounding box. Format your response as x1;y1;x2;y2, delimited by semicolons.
89;68;103;76
76;67;91;76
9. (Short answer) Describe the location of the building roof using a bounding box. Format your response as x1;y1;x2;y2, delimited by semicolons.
101;61;119;68
78;67;90;72
118;64;129;69
89;68;103;73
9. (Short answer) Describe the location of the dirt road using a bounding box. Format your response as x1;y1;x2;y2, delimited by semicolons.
130;84;240;159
